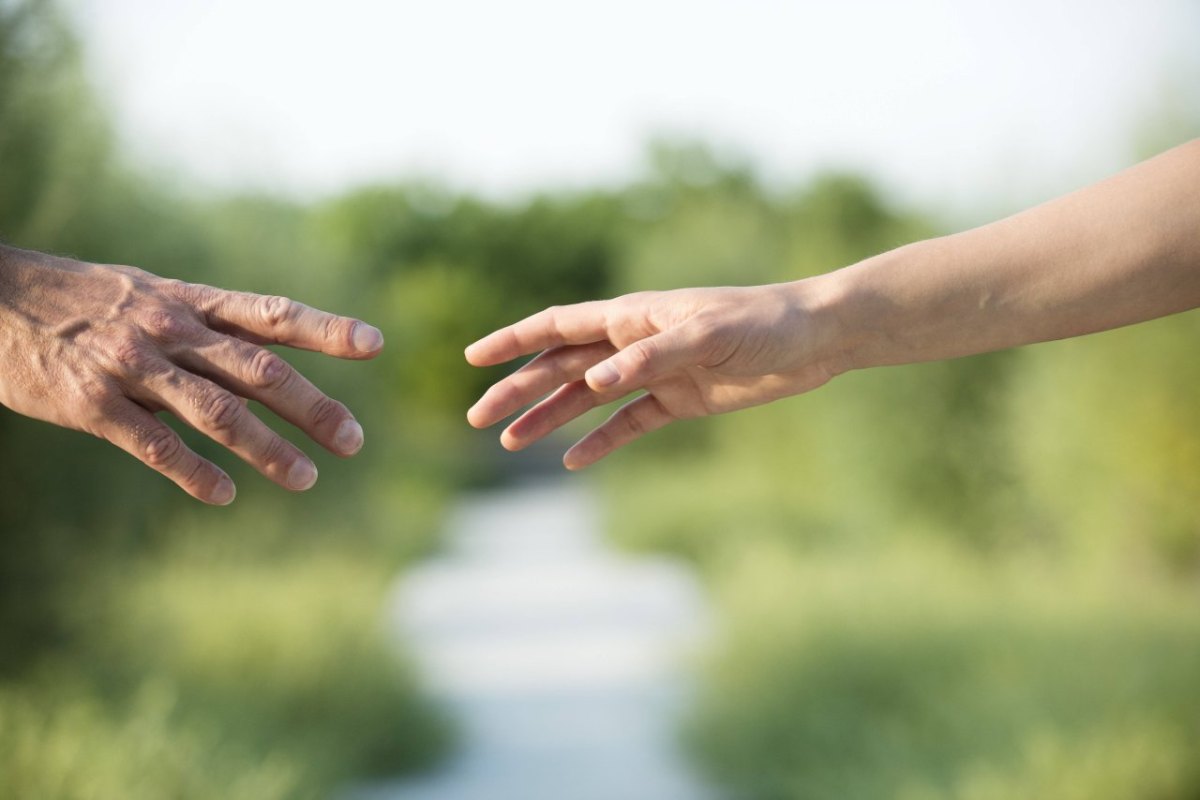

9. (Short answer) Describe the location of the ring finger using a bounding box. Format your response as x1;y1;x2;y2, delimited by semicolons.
138;365;320;491
468;341;617;428
177;331;363;457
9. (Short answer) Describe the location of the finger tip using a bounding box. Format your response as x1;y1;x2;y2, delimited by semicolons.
464;342;488;366
466;405;488;428
334;419;365;456
499;428;528;452
562;447;587;470
585;362;621;391
287;460;319;492
210;477;236;506
352;323;385;354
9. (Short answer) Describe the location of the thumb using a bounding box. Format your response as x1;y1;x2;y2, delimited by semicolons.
584;324;703;393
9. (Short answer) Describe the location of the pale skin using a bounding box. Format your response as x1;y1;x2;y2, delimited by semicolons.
0;245;383;505
467;139;1200;468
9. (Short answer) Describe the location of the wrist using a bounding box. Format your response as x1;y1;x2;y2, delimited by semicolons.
777;251;894;378
802;240;934;373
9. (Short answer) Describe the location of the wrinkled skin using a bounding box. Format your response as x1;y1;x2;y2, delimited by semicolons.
0;246;383;504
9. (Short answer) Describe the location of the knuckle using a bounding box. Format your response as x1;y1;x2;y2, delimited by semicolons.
143;307;191;342
543;306;566;336
80;381;126;438
617;291;655;313
493;381;523;407
110;336;153;376
627;338;660;372
160;278;190;295
260;435;291;468
80;378;119;409
162;278;203;305
142;427;183;470
258;295;296;328
590;427;614;453
321;314;355;349
185;283;221;316
182;457;211;488
196;388;243;433
624;409;649;438
247;348;289;389
308;396;346;428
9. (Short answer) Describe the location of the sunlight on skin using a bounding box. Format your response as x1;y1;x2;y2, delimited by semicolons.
467;140;1200;469
0;245;383;504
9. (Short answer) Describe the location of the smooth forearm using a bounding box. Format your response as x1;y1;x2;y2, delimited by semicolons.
821;139;1200;371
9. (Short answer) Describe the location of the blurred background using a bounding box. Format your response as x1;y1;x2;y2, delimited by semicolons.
1;0;1198;797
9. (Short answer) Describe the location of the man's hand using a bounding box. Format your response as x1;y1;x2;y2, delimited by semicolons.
0;246;383;505
465;282;842;469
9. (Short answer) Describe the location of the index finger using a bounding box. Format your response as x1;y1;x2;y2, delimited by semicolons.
465;301;610;366
185;285;384;360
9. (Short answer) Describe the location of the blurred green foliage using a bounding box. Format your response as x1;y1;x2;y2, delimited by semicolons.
682;545;1200;800
0;3;453;796
0;2;613;796
3;0;1199;798
0;3;595;796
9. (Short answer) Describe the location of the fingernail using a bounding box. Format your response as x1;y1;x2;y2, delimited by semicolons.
353;323;384;353
587;362;620;388
212;477;236;506
334;419;364;455
287;460;319;491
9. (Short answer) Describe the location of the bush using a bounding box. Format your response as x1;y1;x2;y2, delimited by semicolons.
685;543;1200;800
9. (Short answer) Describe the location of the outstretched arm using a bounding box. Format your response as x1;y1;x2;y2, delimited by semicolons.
466;139;1200;468
0;245;384;504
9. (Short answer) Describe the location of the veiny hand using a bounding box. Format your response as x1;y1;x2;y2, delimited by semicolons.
465;281;842;468
0;247;383;505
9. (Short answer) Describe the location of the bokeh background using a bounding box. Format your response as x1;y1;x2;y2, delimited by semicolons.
1;0;1199;797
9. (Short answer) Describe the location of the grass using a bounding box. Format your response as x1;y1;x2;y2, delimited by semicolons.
598;313;1200;800
0;678;305;800
682;542;1200;800
0;496;453;800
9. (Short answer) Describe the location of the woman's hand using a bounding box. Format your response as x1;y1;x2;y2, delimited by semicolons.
0;246;383;504
466;281;843;469
469;140;1200;472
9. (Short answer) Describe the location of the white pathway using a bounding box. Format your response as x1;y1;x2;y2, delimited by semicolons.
354;479;712;800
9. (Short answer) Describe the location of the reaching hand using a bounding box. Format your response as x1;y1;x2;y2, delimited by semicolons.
0;247;383;504
469;141;1200;473
465;282;841;469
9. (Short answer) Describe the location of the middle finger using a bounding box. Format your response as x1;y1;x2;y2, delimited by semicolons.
501;380;611;451
177;331;363;457
468;341;616;428
141;366;319;491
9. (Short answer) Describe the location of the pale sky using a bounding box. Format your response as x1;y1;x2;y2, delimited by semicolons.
68;0;1199;218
